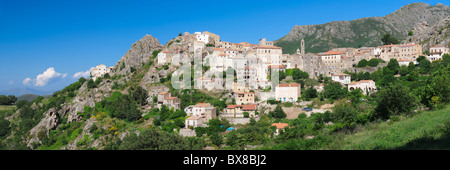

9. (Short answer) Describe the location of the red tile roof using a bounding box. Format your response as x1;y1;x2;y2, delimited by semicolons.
400;44;418;47
165;97;178;100
321;50;345;55
268;65;285;69
194;103;211;107
186;116;201;120
277;83;300;87
271;123;289;129
226;104;257;110
332;73;350;76
255;45;282;49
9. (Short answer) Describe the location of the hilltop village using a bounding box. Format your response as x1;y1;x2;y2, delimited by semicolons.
90;31;448;137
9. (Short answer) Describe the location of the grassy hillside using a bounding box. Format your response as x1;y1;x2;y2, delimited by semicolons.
0;105;16;111
329;104;450;150
266;104;450;150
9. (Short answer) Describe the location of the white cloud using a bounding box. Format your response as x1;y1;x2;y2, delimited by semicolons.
72;70;91;79
23;78;32;86
24;67;67;87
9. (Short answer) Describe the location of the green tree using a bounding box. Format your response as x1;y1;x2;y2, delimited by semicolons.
399;65;409;76
0;119;11;138
357;59;368;67
119;129;204;150
323;82;347;100
0;95;17;105
348;88;364;106
292;68;309;81
375;82;418;119
368;58;381;67
387;59;400;74
129;86;148;106
269;105;286;119
408;61;416;72
381;33;400;45
330;103;359;130
418;57;432;74
302;86;318;101
408;30;413;36
87;79;96;89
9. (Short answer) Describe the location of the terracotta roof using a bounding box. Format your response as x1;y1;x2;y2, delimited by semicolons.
194;103;211;107
271;123;289;129
358;80;375;83
159;92;168;94
431;45;445;48
332;73;350;76
380;44;396;48
268;65;285;69
165;97;178;100
242;104;257;110
213;48;224;51
321;50;345;55
400;44;418;47
226;105;238;109
277;83;300;87
255;45;282;49
350;80;375;85
226;104;257;110
186;116;201;120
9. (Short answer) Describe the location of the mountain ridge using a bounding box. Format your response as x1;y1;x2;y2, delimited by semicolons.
275;2;450;54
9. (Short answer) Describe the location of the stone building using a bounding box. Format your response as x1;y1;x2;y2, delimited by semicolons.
235;92;255;105
223;104;257;118
157;92;181;110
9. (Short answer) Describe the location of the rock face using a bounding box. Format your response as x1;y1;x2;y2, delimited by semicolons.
114;34;163;76
25;34;165;148
407;16;450;51
275;3;450;54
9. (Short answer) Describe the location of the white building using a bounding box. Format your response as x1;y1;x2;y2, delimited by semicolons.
331;73;351;85
185;116;203;129
157;52;167;65
427;45;449;62
90;64;113;81
184;103;217;121
275;83;301;102
194;32;209;44
348;80;377;95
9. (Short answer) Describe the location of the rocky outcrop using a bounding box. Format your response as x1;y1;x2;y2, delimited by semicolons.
26;79;115;147
114;34;163;76
275;3;450;54
407;16;450;51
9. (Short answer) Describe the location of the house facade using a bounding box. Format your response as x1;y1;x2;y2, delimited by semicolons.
223;104;257;118
331;73;351;85
348;80;377;95
427;45;449;62
275;83;301;102
235;92;255;105
157;92;181;110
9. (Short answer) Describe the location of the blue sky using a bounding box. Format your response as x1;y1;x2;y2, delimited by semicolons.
0;0;446;94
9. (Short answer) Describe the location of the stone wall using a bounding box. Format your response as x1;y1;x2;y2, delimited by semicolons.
179;129;197;137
